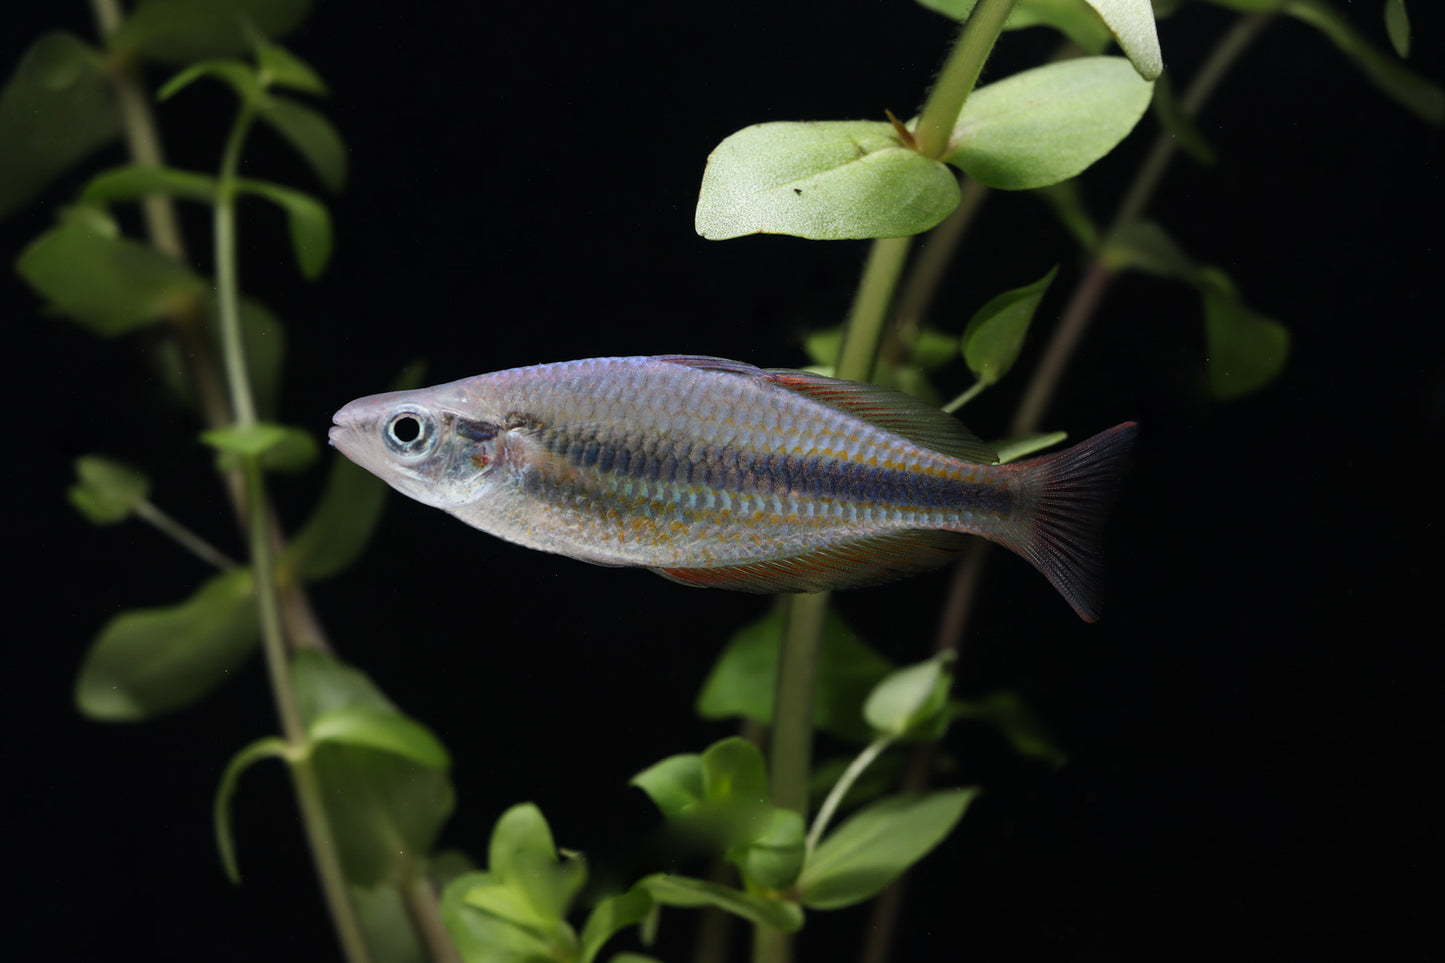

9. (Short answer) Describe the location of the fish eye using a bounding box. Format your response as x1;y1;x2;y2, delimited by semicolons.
383;405;439;459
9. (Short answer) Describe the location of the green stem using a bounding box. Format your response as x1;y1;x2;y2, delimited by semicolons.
915;0;1019;159
806;736;895;854
215;106;259;429
403;874;463;963
768;594;829;817
132;500;238;569
941;379;986;413
833;237;914;382
214;101;371;963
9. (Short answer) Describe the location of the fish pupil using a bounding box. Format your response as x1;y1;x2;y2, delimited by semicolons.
390;416;422;444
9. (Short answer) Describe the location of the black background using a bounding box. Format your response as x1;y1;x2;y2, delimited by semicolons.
5;1;1442;960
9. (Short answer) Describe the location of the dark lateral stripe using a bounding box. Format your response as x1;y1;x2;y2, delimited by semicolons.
539;426;1012;516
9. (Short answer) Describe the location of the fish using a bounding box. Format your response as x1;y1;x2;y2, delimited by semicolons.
329;355;1137;620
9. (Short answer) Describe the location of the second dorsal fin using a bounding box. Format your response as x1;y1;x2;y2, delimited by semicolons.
656;355;998;465
764;368;998;465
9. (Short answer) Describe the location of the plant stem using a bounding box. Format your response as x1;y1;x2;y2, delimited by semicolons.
769;594;830;817
915;0;1019;159
404;874;463;963
941;379;986;413
806;736;895;854
214;101;372;963
132;500;238;569
833;236;914;382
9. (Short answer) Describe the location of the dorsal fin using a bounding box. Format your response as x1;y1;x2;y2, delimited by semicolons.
655;354;768;377
764;368;997;465
652;529;970;594
655;355;998;465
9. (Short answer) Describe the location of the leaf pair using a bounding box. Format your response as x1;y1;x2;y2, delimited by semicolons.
215;651;453;885
633;734;976;916
696;56;1155;240
442;805;659;963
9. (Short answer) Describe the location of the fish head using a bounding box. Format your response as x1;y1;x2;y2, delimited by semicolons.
329;388;500;509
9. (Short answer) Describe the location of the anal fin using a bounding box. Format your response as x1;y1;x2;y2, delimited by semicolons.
652;529;969;594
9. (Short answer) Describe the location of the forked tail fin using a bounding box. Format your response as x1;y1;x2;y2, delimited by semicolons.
998;422;1139;622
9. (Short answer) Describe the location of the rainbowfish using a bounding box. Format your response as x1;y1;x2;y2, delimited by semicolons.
329;355;1137;620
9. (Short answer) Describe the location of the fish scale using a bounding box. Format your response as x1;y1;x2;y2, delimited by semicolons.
330;355;1138;620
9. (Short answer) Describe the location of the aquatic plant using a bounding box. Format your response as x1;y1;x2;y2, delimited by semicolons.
6;1;1438;961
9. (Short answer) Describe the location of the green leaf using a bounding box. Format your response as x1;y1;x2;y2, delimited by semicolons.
0;33;119;221
1150;73;1215;165
16;222;206;336
631;754;706;817
1198;268;1289;399
488;804;587;926
917;0;1114;54
909;327;960;371
798;788;977;909
200;421;318;472
802;327;843;368
158;58;264;103
639;874;803;933
443;873;562;963
292;651;455;885
863;654;955;737
954;690;1067;765
991;431;1068;464
696;120;960;240
702;737;769;805
69;456;151;525
351;882;428;963
579;885;655;963
292;648;392;716
110;0;314;65
1384;0;1410;59
1079;0;1162;79
1285;0;1443;123
259;94;348;192
308;706;451;769
944;57;1153;190
235;178;333;277
962;266;1058;385
282;458;385;579
696;606;894;742
1099;219;1197;280
75;568;259;721
81;163;219;204
213;735;290;882
738;808;806;891
257;42;328;94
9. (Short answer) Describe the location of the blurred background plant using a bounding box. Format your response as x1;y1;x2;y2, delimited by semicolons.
4;1;1441;961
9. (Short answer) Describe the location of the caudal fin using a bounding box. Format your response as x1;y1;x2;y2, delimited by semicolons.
999;422;1139;622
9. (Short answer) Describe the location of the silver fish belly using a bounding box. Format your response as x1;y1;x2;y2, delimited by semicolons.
329;355;1136;619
